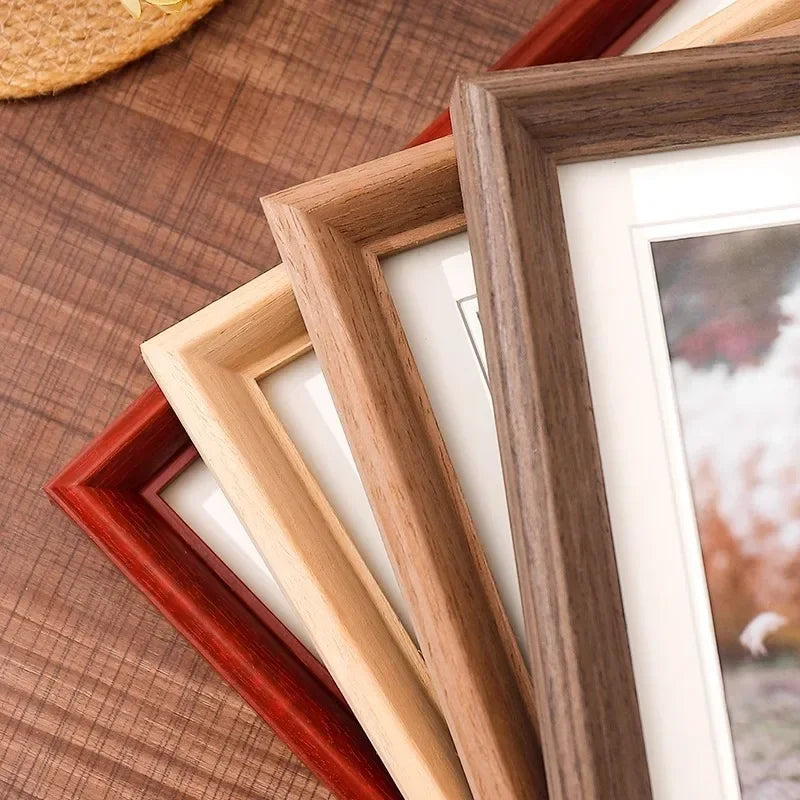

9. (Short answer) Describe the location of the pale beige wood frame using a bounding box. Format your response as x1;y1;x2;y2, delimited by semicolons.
658;0;800;50
263;137;546;800
141;266;472;800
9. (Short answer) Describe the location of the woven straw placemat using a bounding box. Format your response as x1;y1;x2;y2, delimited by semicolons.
0;0;220;100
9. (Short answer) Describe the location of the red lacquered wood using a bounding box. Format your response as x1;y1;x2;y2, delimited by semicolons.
602;0;678;55
46;6;673;795
46;385;399;800
141;444;342;699
408;0;677;146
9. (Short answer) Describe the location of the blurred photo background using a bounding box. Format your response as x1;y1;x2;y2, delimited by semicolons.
653;223;800;797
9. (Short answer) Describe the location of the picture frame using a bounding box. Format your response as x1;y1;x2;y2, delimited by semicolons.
264;21;796;799
45;386;399;800
47;2;685;795
451;35;800;800
262;138;546;800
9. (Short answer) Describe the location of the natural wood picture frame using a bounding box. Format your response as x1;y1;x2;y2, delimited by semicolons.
451;35;800;800
45;386;399;800
141;264;475;800
263;137;546;800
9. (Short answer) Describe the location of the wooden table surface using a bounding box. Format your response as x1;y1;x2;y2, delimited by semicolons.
0;0;555;797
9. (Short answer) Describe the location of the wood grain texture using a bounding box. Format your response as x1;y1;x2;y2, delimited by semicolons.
744;16;800;39
263;138;545;800
457;38;800;163
142;266;472;800
0;1;568;797
46;386;400;800
656;0;800;49
451;31;800;800
47;10;642;791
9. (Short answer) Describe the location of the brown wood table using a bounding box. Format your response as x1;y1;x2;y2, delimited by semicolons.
0;0;556;797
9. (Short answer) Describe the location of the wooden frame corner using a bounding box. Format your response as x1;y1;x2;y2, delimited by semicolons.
45;385;399;800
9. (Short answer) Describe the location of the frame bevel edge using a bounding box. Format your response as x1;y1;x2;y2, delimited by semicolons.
142;287;431;676
451;76;652;800
140;442;341;697
450;77;549;713
143;298;421;685
142;264;310;378
142;276;473;800
261;137;463;253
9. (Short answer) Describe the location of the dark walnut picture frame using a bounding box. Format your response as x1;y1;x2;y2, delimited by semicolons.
452;35;800;800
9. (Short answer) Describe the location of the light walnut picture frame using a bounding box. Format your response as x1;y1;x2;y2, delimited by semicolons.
261;21;795;800
263;137;546;800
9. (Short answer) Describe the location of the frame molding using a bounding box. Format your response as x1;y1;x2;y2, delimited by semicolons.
46;386;398;800
654;0;799;50
263;138;546;800
451;34;800;800
142;266;472;800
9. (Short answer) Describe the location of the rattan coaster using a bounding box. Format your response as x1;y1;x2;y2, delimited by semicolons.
0;0;220;100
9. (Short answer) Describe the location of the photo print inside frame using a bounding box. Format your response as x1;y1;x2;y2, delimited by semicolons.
650;221;800;797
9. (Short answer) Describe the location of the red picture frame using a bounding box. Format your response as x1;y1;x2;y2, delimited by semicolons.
46;1;674;797
47;387;389;798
